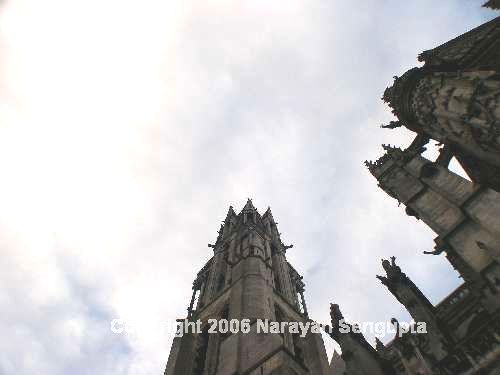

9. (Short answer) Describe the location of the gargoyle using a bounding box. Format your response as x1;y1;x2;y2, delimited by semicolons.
381;120;402;129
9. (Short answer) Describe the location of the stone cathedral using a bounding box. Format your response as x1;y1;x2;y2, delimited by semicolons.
165;13;500;375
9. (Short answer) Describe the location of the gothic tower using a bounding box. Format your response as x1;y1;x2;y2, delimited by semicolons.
164;200;331;375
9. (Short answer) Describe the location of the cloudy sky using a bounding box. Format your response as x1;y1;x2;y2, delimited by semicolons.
0;1;497;374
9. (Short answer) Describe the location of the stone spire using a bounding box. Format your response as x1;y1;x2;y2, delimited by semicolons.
241;198;257;212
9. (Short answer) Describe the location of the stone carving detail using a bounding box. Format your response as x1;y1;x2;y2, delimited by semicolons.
379;16;500;191
411;71;500;158
383;68;500;167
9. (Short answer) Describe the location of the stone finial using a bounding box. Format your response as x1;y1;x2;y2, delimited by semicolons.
263;206;272;217
225;205;236;219
242;198;256;211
